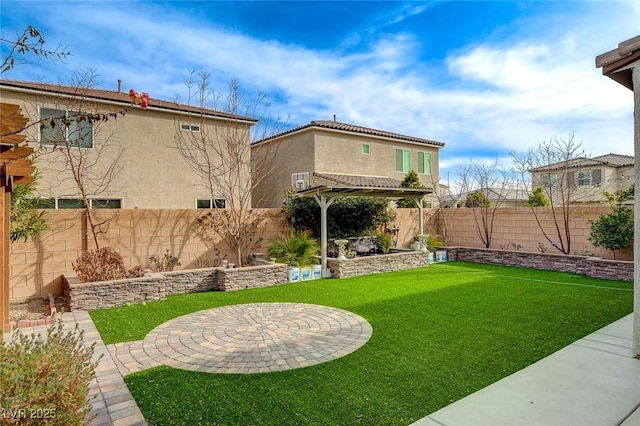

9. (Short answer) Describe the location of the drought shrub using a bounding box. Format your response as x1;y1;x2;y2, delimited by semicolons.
0;319;100;425
73;247;144;282
268;231;319;267
149;250;181;272
375;232;393;254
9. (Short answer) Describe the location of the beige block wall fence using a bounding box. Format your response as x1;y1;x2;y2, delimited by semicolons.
9;205;631;301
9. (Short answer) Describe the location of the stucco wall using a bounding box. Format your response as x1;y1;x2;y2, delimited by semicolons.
1;88;251;209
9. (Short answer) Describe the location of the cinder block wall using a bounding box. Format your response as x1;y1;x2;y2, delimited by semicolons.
9;205;628;301
10;209;287;301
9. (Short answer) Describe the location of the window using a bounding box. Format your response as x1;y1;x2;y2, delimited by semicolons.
576;171;592;186
570;169;601;187
40;108;93;148
418;152;432;175
362;144;370;155
291;172;310;190
197;199;226;209
541;173;558;187
36;198;122;209
180;123;201;132
91;199;122;209
395;149;411;173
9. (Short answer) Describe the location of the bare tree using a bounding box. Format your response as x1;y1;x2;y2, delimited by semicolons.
175;72;284;266
35;70;148;249
426;175;457;246
1;26;70;73
510;134;589;255
457;159;512;248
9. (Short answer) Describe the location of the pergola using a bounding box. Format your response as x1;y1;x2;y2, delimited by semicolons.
296;185;433;277
1;103;35;332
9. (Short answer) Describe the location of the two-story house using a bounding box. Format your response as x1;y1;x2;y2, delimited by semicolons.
0;79;256;209
529;153;634;204
251;119;445;208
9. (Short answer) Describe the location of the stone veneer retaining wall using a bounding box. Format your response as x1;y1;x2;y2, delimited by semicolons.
63;263;289;311
446;247;633;281
326;251;430;279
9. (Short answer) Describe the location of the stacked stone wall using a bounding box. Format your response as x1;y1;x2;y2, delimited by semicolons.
327;251;430;279
446;247;633;281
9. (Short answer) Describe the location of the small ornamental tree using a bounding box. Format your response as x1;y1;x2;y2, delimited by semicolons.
396;170;426;208
588;189;634;259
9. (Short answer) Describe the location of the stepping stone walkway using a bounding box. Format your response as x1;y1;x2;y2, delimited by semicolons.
108;302;373;375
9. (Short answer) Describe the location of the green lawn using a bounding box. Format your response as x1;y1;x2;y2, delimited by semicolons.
90;262;633;425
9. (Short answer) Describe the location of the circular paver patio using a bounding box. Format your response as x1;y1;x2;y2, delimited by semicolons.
129;302;373;374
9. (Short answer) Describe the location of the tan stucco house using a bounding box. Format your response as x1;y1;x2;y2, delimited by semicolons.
528;153;634;204
251;119;445;208
0;79;256;209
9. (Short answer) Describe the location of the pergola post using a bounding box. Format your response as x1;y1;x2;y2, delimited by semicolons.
314;193;334;278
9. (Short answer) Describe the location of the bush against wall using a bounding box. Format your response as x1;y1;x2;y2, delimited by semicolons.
73;247;143;282
283;194;395;238
0;319;100;425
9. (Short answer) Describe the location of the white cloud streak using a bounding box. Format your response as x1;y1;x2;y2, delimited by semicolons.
2;1;638;186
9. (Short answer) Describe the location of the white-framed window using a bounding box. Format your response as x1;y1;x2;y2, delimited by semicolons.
395;149;411;173
418;152;432;175
180;123;201;132
362;144;370;155
40;107;94;148
196;198;226;209
36;198;122;209
541;173;558;187
291;172;310;190
570;169;601;187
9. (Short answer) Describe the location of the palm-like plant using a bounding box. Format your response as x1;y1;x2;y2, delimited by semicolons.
268;232;319;267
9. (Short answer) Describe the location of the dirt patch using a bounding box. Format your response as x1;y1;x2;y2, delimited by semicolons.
9;296;65;323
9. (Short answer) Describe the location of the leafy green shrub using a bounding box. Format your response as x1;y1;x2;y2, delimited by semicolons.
464;190;492;208
525;187;550;207
149;250;181;272
375;233;393;254
267;232;319;266
283;193;396;238
588;205;633;259
426;234;444;251
10;179;49;243
73;247;144;282
0;319;100;425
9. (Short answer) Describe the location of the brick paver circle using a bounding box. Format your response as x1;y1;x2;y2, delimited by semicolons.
140;303;373;373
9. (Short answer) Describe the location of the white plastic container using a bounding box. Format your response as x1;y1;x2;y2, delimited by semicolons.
435;250;447;262
288;267;300;282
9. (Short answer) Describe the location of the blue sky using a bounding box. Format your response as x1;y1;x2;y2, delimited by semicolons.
1;1;638;189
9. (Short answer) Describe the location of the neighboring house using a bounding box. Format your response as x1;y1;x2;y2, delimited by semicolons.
0;79;256;209
251;119;445;208
528;153;634;204
441;187;529;208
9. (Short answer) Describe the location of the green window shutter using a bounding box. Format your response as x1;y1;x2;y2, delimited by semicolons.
395;149;403;172
418;152;432;174
362;144;370;154
423;152;432;174
403;150;411;173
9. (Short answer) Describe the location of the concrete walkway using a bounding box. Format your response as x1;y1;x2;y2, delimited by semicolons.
412;314;640;426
